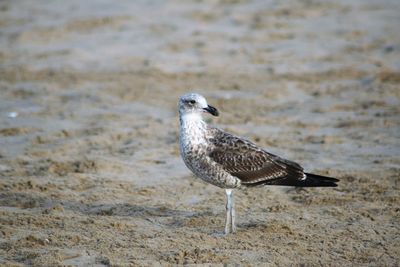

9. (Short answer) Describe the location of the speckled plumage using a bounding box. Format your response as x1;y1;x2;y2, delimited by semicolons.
179;113;241;189
179;96;313;189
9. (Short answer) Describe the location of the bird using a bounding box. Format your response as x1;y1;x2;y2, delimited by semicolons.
178;92;339;234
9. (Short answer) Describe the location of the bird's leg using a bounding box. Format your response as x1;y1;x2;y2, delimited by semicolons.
231;189;236;233
225;189;233;234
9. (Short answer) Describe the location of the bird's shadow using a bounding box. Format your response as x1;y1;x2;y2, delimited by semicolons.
0;192;270;235
0;192;202;223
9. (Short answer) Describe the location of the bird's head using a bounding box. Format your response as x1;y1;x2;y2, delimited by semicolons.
178;93;219;117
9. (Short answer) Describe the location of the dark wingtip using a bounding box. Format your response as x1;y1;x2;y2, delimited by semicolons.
304;173;339;187
243;173;339;188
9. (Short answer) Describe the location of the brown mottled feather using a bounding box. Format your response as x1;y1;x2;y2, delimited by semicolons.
207;128;305;186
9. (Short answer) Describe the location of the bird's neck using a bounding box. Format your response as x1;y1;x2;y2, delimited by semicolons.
179;112;207;147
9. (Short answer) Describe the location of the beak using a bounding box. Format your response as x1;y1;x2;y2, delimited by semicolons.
203;105;219;116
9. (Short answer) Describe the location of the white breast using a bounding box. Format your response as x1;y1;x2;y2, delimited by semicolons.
180;112;207;148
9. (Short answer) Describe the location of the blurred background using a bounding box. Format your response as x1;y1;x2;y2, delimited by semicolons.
0;0;399;265
2;0;400;73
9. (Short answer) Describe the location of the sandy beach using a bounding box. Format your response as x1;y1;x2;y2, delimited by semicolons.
0;0;399;265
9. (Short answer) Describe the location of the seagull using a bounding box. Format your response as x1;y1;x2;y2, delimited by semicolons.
178;92;339;234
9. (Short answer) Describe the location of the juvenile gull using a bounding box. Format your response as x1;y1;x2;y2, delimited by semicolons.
178;93;339;234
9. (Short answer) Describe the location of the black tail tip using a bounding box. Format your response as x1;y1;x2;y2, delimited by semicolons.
304;173;339;187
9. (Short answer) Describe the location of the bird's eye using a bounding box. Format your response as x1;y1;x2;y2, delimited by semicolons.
189;100;196;105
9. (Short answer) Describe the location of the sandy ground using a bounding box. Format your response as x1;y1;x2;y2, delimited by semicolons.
0;0;400;266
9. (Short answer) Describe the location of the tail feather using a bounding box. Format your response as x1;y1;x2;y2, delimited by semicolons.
300;173;339;187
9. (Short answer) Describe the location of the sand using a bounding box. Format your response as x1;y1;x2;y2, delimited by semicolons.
0;0;399;266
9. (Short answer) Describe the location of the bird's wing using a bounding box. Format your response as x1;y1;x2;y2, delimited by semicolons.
207;128;305;186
